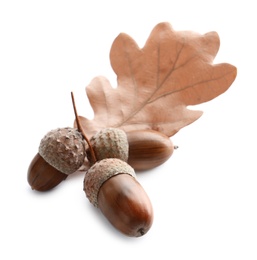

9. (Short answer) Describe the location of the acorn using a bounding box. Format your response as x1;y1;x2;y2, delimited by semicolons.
86;128;129;164
84;158;154;237
127;129;175;171
27;127;86;191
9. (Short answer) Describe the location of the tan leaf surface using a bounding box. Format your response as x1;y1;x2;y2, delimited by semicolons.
79;22;237;138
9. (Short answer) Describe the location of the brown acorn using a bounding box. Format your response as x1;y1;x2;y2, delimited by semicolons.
84;158;153;237
79;128;176;172
27;127;86;191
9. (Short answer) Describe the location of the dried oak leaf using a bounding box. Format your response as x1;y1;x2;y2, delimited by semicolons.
79;22;237;138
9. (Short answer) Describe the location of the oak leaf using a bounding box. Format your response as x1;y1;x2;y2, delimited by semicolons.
79;22;237;138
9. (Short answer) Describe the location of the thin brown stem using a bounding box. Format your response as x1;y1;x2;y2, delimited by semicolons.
71;92;97;164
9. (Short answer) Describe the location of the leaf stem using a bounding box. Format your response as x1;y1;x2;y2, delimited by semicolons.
71;92;97;164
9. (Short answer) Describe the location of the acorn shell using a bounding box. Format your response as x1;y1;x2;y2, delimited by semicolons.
97;172;153;237
39;127;86;175
27;153;68;191
83;158;136;207
127;129;174;171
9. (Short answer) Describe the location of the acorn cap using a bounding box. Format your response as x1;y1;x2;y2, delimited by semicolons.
38;127;86;175
87;128;129;164
84;158;136;207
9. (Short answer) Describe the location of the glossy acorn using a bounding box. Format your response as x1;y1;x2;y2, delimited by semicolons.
27;127;86;191
84;158;154;237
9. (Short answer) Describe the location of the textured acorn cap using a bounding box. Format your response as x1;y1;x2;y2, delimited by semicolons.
84;158;136;207
87;128;129;164
38;127;86;175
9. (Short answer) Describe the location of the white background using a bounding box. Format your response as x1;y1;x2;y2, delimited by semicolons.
1;1;256;259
